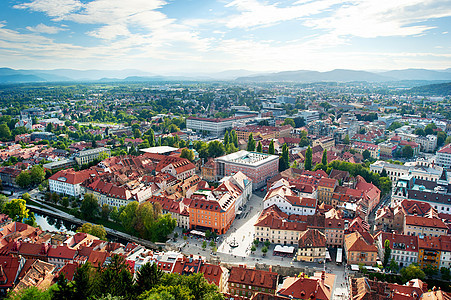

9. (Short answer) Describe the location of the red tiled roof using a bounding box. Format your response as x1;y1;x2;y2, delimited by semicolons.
49;168;98;185
58;262;78;281
345;231;377;253
229;266;278;290
0;255;21;289
48;245;76;260
405;215;447;229
298;229;326;248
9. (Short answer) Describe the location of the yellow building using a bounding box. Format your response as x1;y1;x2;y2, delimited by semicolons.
344;231;378;266
418;236;441;269
296;229;326;263
317;177;337;205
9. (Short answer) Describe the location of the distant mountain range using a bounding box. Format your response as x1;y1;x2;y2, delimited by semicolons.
1;67;451;84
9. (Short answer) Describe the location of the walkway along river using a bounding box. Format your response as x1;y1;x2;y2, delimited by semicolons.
28;203;164;249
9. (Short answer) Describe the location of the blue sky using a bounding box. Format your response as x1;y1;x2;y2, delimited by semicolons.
0;0;450;73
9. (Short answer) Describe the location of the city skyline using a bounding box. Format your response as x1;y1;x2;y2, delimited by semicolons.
0;0;450;74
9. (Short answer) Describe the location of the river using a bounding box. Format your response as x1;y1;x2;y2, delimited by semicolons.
34;213;129;244
35;213;78;234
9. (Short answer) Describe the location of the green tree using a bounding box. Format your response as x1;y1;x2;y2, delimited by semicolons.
77;223;107;240
80;193;99;220
299;136;309;147
424;123;437;135
180;148;195;162
247;133;256;151
16;171;31;188
343;134;350;145
445;136;451;145
268;140;275;155
231;129;238;148
0;194;7;211
226;142;238;154
256;141;262;153
134;128;142;139
110;206;120;223
440;267;450;281
437;131;447;146
149;129;156;147
388;122;404;131
388;258;399;273
400;264;425;281
7;286;53;300
378;177;392;195
0;123;12;140
223;131;229;147
402;145;414;158
279;143;289;172
321;149;327;165
383;239;391;268
61;196;70;208
72;262;94;300
21;192;31;202
96;255;134;299
52;273;76;300
362;149;371;160
3;199;29;222
283;118;295;127
135;262;163;295
424;264;438;276
120;201;139;232
251;245;256;252
207;141;225;158
101;204;110;220
152;214;177;242
414;128;426;136
304;146;312;171
99;151;110;161
261;246;268;256
30;165;45;185
46;123;53;132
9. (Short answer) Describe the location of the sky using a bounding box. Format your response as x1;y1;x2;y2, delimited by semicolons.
0;0;450;74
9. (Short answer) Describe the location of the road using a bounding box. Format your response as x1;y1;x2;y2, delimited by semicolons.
368;193;391;234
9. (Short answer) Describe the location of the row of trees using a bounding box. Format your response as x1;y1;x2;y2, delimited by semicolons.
9;254;223;300
313;160;392;195
78;194;176;242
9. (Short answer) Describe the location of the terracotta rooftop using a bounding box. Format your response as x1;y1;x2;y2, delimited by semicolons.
229;266;278;290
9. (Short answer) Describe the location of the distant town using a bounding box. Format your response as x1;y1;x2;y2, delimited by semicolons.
0;81;450;299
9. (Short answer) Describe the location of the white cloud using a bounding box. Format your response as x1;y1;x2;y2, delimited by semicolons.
225;0;341;29
304;0;451;38
26;23;67;34
14;0;82;18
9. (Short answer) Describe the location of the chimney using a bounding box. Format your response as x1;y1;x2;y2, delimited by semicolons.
321;271;325;282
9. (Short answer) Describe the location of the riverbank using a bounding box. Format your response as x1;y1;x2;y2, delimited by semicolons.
28;199;165;251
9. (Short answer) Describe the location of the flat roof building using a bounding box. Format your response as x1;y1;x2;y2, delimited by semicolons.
74;147;111;166
186;114;256;136
215;150;279;190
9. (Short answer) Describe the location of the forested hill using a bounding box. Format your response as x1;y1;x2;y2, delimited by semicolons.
409;82;451;96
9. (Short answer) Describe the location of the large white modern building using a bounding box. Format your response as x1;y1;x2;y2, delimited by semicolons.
437;143;451;169
295;110;320;125
186;114;256;136
370;160;443;187
215;150;279;190
74;147;111;166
